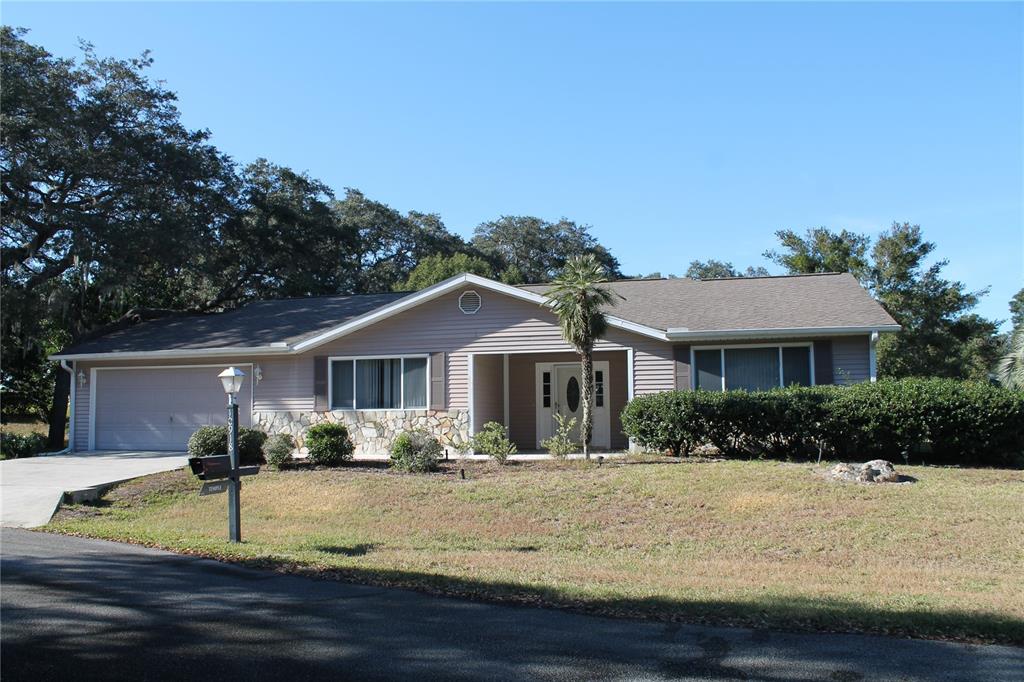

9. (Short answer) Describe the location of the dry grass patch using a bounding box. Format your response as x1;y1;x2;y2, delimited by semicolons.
46;457;1024;643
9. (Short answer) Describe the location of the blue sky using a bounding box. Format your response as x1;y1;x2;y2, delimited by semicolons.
7;2;1022;327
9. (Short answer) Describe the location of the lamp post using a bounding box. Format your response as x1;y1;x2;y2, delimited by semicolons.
218;367;245;543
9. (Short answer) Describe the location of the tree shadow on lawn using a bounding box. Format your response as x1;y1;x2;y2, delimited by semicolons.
4;535;1022;682
126;540;1022;646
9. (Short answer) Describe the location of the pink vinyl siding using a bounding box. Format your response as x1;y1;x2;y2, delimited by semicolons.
471;355;504;428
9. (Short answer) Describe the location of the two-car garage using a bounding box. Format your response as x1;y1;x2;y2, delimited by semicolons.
91;366;252;451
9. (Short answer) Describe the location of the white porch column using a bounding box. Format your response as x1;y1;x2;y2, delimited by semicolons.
503;353;510;428
467;353;475;446
626;347;636;452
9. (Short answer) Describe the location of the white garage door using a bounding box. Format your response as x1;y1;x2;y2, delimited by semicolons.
93;367;253;451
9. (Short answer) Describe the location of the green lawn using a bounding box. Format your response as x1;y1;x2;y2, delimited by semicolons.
47;457;1024;644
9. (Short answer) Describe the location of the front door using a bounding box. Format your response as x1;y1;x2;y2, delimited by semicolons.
535;361;611;450
554;365;583;442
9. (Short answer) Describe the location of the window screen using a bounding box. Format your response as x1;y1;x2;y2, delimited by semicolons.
356;359;402;409
403;358;428;407
694;350;723;391
724;348;779;392
782;347;811;387
330;360;354;409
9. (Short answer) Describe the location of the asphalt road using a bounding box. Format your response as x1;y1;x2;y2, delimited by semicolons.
2;529;1021;681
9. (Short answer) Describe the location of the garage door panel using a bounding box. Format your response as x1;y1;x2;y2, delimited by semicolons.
93;367;252;451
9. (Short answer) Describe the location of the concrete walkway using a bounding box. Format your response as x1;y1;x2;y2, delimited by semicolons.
0;451;188;528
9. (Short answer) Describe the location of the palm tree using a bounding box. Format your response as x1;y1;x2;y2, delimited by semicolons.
547;254;618;459
996;328;1024;389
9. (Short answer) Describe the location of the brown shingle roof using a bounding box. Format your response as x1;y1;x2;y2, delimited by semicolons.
57;272;897;356
521;272;898;332
60;293;408;355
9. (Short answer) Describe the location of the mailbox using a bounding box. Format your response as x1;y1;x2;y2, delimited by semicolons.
189;455;232;480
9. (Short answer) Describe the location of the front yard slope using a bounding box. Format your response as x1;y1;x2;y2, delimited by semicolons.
47;459;1024;644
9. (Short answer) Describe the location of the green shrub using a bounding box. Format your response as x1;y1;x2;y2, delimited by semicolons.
0;432;48;460
621;390;708;456
390;431;443;473
620;379;1024;467
305;422;354;466
541;413;578;459
187;425;267;464
827;379;1024;466
263;433;296;469
468;421;516;464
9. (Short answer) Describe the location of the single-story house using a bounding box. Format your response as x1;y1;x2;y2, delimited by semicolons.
51;272;899;455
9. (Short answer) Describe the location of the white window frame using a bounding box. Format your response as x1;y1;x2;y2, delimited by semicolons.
327;354;431;411
690;342;815;391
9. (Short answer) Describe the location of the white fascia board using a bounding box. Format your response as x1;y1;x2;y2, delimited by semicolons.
665;325;901;341
49;345;293;361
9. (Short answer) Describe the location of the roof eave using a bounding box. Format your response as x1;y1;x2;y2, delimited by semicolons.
665;325;902;341
49;344;293;362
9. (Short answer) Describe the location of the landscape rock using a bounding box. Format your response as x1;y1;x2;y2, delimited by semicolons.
826;459;904;484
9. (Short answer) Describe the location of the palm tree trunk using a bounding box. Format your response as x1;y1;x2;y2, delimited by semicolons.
580;351;594;459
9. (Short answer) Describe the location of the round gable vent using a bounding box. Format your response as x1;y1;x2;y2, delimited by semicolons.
459;290;482;314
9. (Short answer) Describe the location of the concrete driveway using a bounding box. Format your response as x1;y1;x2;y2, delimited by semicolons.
0;451;189;528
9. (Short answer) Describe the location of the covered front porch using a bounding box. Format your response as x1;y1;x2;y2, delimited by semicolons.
468;350;631;452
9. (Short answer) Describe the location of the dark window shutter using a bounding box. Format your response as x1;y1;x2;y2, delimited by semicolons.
430;352;446;410
314;356;329;411
673;345;691;390
813;341;833;385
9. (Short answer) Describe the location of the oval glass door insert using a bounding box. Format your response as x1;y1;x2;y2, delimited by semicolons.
566;376;580;412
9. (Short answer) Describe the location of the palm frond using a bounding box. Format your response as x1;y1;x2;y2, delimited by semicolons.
996;328;1024;390
546;254;619;353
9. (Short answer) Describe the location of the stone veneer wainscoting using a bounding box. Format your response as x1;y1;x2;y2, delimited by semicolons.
254;409;470;457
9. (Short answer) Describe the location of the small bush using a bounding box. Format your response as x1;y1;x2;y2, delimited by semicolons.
187;425;267;464
305;422;354;466
263;433;296;469
541;414;578;459
621;391;707;457
0;432;48;460
390;431;443;473
468;421;516;464
620;379;1024;467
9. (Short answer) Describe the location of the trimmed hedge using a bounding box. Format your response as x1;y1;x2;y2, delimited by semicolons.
187;425;268;465
621;379;1024;467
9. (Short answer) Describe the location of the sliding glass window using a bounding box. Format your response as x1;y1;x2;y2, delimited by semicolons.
694;345;812;391
330;357;428;410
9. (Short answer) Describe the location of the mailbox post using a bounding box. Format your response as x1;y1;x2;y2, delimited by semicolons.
188;368;259;543
219;367;246;543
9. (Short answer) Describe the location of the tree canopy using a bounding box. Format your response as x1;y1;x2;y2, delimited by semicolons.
397;252;495;291
472;216;622;284
684;260;769;280
766;223;1001;381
